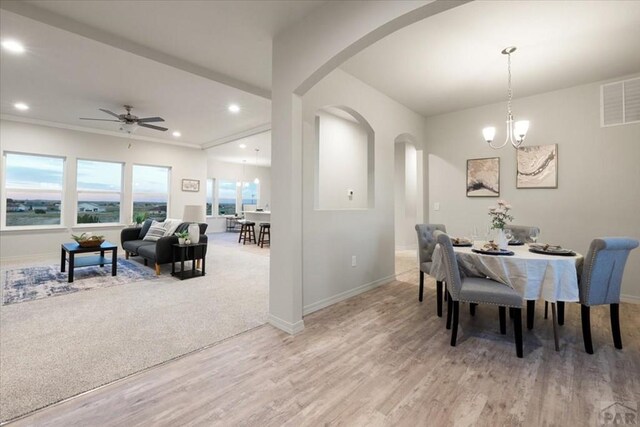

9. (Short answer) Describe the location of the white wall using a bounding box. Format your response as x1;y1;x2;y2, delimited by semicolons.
0;120;206;259
425;74;640;300
301;68;426;314
317;111;369;210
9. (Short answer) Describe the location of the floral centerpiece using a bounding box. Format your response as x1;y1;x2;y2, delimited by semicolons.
488;200;514;230
488;200;514;249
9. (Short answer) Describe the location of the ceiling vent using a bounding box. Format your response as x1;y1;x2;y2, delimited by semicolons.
601;77;640;127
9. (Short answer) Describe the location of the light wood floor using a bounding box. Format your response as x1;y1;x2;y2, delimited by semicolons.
9;270;640;426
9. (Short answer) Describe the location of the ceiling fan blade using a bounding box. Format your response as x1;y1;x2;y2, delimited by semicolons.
79;118;121;122
138;123;168;132
99;108;121;118
137;116;165;123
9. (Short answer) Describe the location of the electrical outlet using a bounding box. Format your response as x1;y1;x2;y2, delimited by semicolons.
434;202;440;211
351;255;357;267
348;189;354;200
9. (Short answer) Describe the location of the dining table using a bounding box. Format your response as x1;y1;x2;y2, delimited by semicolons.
430;242;584;350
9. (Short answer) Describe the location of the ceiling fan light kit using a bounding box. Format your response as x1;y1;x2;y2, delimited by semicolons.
482;46;530;149
80;105;168;134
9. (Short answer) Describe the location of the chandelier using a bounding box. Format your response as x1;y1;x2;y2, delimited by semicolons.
482;46;529;149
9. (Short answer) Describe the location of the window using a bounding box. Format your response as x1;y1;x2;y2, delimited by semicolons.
76;160;123;224
206;178;216;216
242;181;259;209
217;180;237;215
132;165;170;221
4;152;64;227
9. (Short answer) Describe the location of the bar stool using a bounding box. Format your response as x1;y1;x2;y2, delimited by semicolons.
258;223;271;248
238;220;256;245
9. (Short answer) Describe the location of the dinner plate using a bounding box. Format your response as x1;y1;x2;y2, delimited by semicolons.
508;240;524;246
472;248;514;256
529;248;576;257
452;242;472;247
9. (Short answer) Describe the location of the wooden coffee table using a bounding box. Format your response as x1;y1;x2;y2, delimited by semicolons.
61;241;118;283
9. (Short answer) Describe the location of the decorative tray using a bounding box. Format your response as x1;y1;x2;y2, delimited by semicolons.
452;238;472;247
529;246;576;256
472;248;514;256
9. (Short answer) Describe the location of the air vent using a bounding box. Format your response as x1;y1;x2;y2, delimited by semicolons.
601;77;640;127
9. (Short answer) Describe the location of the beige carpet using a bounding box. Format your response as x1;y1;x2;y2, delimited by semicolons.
0;232;269;422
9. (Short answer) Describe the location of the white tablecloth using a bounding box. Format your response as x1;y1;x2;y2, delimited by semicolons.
430;244;584;302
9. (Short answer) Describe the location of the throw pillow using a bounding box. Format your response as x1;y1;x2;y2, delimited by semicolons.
163;218;182;237
138;219;153;239
143;221;166;241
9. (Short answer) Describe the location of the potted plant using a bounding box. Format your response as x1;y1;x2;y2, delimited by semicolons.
175;230;189;245
133;212;148;227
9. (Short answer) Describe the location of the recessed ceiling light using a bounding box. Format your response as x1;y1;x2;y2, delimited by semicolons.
228;104;240;113
172;131;181;137
239;143;247;149
1;39;25;54
14;102;29;111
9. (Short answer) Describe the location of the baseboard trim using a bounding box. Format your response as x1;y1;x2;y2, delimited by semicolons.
621;294;640;304
303;274;397;316
267;314;305;335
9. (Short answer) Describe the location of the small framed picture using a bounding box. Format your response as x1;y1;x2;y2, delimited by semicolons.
181;179;200;192
466;157;500;197
516;144;558;188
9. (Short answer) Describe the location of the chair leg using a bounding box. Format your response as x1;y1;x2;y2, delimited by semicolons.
527;300;535;330
450;301;459;346
581;304;594;354
499;306;506;334
544;301;548;319
446;291;453;330
444;283;447;301
513;308;523;358
238;225;244;243
610;303;623;350
436;280;443;317
557;301;565;326
551;303;560;351
155;263;161;276
469;303;477;316
125;251;129;260
418;271;424;302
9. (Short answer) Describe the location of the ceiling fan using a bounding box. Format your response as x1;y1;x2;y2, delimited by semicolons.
80;105;168;132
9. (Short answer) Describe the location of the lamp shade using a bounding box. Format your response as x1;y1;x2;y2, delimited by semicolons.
182;205;205;223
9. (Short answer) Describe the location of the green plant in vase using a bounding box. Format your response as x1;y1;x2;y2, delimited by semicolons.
175;230;189;245
133;212;148;226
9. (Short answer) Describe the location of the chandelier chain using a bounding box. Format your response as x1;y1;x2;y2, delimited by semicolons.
507;52;512;117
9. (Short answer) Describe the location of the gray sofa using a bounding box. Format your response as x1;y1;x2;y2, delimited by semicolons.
121;220;208;274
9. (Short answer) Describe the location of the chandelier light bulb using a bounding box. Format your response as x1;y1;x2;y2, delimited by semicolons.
514;120;529;139
482;127;496;143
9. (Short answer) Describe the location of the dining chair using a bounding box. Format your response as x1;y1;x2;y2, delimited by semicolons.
507;225;544;329
435;230;524;358
579;237;639;354
415;224;446;317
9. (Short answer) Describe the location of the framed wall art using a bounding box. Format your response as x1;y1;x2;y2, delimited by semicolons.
181;179;200;192
516;144;558;188
466;157;500;197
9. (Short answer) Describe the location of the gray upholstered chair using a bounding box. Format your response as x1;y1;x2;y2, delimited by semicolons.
415;224;446;317
506;225;540;243
435;230;524;358
579;237;639;354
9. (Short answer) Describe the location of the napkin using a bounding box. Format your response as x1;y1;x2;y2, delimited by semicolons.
482;241;500;251
530;243;562;251
452;237;471;245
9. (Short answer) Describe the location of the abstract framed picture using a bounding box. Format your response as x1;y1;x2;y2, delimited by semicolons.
181;179;200;192
466;157;500;197
516;144;558;188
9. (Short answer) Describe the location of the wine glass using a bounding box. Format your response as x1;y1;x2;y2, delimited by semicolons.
529;228;539;244
471;226;479;245
504;228;513;243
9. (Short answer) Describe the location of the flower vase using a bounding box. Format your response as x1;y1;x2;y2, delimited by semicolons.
496;228;508;250
178;238;185;245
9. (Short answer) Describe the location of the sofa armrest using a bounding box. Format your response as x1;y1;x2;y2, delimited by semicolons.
121;227;141;246
155;235;179;264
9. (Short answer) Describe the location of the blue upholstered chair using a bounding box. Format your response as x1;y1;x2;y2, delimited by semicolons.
415;224;446;317
579;237;639;354
435;230;524;358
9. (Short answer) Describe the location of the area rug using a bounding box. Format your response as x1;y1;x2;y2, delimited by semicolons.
2;259;158;305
